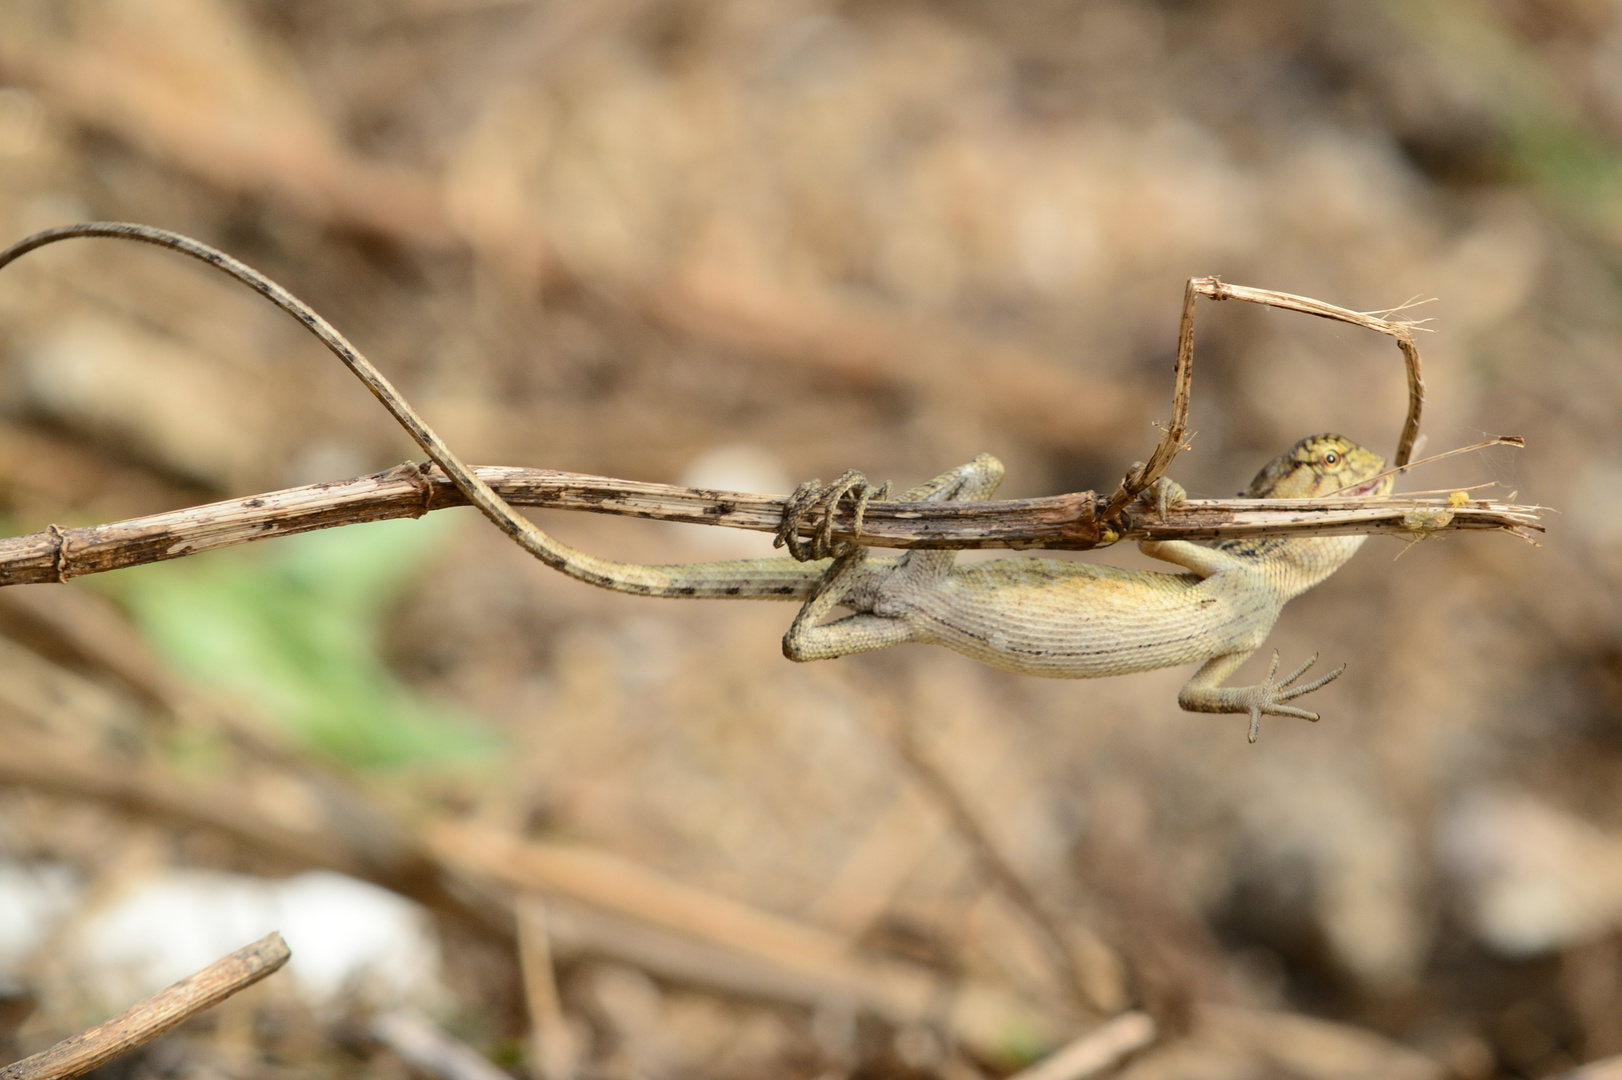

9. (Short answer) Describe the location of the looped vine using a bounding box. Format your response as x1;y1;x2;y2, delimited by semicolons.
773;470;892;562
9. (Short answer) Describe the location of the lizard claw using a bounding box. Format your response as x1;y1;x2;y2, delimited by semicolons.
1244;650;1347;743
1128;462;1188;523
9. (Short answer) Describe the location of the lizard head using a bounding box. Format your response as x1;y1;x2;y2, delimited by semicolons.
1245;433;1393;499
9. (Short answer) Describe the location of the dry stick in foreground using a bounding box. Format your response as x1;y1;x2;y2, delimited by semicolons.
876;694;1101;1012
0;933;290;1080
0;736;1066;1060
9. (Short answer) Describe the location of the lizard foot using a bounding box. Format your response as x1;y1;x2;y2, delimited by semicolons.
1244;650;1347;743
1126;461;1187;523
775;470;892;562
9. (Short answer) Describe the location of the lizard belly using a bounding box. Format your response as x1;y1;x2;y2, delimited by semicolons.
886;558;1280;679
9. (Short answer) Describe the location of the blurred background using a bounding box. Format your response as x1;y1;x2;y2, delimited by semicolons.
0;1;1615;1077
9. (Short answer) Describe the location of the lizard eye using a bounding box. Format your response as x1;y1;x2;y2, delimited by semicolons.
1323;450;1339;465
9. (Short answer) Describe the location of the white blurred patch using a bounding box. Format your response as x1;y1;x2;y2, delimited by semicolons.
672;445;792;558
67;870;444;1012
1440;790;1622;956
0;860;82;978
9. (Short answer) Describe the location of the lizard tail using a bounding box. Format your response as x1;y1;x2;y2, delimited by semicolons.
0;223;817;600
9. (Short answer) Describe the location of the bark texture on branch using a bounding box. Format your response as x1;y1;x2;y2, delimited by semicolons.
0;463;1542;586
0;934;290;1080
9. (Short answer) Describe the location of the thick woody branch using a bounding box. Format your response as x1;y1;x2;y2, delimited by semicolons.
0;934;290;1080
0;463;1543;587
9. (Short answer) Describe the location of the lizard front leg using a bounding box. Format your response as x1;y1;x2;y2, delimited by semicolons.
781;548;917;660
1178;649;1347;743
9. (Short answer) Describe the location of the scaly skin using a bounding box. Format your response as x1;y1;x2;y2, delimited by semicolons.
779;434;1393;741
426;432;1386;741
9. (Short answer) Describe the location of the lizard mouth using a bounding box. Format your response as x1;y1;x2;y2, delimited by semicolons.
1341;476;1385;497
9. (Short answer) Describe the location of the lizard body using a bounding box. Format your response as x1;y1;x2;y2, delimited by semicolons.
442;430;1389;741
770;434;1393;740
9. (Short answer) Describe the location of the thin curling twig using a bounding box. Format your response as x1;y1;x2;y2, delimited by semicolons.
0;223;691;597
0;933;291;1080
1103;276;1429;520
1195;279;1429;468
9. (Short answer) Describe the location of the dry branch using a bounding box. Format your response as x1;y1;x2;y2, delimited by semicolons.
0;933;290;1080
0;224;1535;588
1003;1011;1156;1080
1101;276;1428;516
425;822;1068;1059
0;464;1542;586
1195;279;1429;470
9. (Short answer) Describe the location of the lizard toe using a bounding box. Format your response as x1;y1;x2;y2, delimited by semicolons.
1278;663;1346;702
1276;652;1320;688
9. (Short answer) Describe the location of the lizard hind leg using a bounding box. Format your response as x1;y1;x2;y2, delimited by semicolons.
1178;649;1348;743
781;547;919;660
782;611;917;660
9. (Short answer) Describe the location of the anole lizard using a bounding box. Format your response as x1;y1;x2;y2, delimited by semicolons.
0;225;1397;741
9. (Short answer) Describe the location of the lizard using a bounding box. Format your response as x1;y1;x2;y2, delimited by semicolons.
423;421;1392;743
437;427;1390;742
0;225;1397;742
770;434;1394;742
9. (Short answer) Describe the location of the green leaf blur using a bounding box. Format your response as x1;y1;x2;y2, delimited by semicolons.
104;515;496;770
